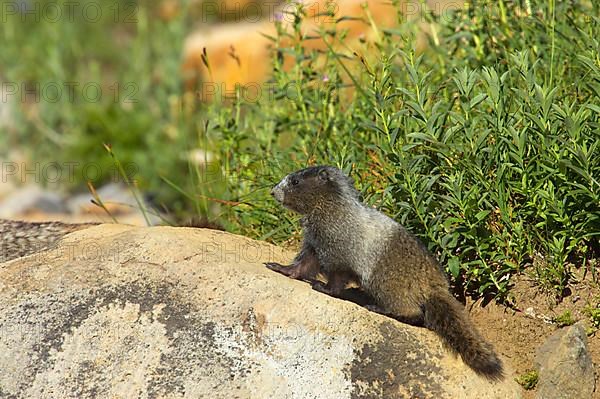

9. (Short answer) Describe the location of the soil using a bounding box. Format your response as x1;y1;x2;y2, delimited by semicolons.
468;270;600;398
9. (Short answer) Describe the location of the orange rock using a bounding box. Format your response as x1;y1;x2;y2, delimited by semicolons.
183;21;277;101
182;0;402;100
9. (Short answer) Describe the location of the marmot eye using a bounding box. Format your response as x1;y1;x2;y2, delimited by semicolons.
291;178;300;186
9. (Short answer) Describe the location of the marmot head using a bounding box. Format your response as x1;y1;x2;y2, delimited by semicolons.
271;165;360;214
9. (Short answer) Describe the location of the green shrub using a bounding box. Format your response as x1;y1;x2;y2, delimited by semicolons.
516;370;539;390
553;310;576;327
219;1;597;300
584;300;600;329
203;0;599;300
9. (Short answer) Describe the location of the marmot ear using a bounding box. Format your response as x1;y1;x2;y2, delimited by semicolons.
318;169;329;181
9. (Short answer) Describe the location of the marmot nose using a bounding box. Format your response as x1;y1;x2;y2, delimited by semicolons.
270;188;275;196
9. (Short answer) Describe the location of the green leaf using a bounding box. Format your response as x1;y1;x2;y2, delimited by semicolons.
447;257;461;279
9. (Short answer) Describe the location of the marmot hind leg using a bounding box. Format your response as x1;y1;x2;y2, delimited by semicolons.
312;270;378;308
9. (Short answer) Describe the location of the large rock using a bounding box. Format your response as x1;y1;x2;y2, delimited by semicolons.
534;322;595;399
0;224;522;398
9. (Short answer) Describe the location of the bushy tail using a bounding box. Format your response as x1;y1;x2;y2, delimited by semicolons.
423;292;504;380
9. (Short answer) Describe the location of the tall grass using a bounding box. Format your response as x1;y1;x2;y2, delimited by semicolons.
0;0;197;214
